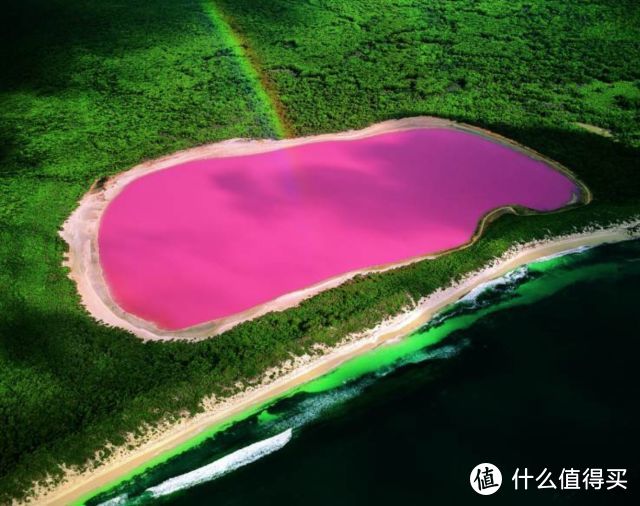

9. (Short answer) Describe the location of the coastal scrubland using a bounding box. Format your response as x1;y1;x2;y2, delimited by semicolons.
0;0;639;502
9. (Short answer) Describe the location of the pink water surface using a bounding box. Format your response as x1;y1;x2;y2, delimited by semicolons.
99;128;578;330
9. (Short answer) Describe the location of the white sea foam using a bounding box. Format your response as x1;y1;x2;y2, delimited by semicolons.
532;244;592;263
460;266;529;304
422;340;469;360
97;493;129;506
458;245;594;307
146;429;292;498
393;339;470;370
271;381;372;432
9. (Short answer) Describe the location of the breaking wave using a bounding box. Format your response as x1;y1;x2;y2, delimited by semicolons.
460;266;530;305
420;340;469;360
97;494;129;506
533;244;592;263
269;380;374;433
388;338;470;372
145;429;292;498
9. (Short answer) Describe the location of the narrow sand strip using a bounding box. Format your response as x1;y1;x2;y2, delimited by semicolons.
34;222;639;506
60;116;590;341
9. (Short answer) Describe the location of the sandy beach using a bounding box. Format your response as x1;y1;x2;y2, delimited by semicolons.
60;116;590;341
33;221;638;506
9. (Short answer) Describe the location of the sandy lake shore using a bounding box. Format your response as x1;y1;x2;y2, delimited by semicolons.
32;221;638;505
59;116;590;341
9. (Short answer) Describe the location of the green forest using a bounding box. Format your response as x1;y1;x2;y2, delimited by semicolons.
0;0;639;502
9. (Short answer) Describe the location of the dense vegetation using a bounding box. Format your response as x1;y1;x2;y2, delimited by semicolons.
0;0;638;502
216;0;640;144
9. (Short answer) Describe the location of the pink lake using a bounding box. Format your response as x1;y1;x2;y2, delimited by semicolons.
99;128;578;330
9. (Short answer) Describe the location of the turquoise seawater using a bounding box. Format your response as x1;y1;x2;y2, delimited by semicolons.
89;239;640;506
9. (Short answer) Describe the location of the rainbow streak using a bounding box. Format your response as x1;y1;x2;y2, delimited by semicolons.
201;1;288;139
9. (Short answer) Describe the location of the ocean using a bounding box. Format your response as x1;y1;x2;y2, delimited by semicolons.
90;238;640;506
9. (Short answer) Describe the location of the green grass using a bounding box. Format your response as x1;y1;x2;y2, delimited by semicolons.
0;0;639;502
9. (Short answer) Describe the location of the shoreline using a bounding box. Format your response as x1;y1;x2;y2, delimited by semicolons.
59;116;590;342
34;222;639;506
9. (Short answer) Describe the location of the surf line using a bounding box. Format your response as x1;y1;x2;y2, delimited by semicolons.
201;0;290;138
145;429;293;498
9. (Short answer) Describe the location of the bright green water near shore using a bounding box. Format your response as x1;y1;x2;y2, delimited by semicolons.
89;239;640;505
